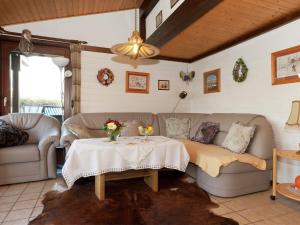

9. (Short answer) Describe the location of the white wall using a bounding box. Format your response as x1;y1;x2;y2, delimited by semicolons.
5;10;136;47
190;19;300;183
5;10;190;113
146;0;185;38
81;52;189;113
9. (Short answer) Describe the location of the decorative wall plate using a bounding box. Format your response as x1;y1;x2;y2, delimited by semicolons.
97;68;114;86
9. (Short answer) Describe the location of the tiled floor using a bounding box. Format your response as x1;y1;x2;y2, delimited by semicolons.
0;177;299;225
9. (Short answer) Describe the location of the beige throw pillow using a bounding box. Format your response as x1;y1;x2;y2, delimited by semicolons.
120;120;142;137
65;124;94;139
165;118;191;139
222;122;256;154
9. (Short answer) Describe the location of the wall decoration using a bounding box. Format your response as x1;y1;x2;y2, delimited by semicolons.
180;71;195;84
203;69;221;94
158;80;170;90
156;11;163;28
97;68;114;86
233;58;248;82
170;0;180;8
126;71;149;94
272;45;300;85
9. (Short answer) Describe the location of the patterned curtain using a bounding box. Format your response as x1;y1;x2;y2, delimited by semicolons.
70;43;81;115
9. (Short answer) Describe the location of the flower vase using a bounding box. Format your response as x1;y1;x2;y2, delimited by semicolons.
108;131;119;142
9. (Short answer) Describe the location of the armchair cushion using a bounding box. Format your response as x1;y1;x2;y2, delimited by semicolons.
0;119;29;148
0;144;39;165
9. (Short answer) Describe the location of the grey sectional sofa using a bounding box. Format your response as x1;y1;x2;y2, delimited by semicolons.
60;112;274;197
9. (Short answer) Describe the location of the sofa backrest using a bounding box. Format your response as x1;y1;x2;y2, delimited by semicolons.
205;113;274;159
62;112;274;160
0;113;60;144
156;113;209;137
63;112;159;137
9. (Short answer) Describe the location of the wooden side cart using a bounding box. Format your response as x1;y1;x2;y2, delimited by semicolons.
271;148;300;201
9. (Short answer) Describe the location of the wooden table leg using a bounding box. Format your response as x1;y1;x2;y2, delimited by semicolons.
144;170;158;192
95;174;105;200
271;148;277;200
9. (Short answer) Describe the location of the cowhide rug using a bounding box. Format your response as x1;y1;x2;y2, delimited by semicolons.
29;171;238;225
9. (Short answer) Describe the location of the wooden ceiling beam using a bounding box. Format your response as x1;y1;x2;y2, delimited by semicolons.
146;0;223;47
190;8;300;62
139;0;159;40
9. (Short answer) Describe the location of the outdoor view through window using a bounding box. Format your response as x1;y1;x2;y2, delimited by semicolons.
16;55;63;122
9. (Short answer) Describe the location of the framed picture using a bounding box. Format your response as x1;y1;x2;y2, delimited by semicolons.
158;80;170;90
156;11;162;28
272;45;300;85
203;69;221;94
126;71;150;94
170;0;180;8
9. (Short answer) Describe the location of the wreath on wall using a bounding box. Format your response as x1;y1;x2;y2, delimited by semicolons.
97;68;114;86
232;58;248;82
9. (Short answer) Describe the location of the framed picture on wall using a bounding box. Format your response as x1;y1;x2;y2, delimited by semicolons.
170;0;180;8
156;11;163;28
126;71;150;94
272;45;300;85
158;80;170;90
203;69;221;94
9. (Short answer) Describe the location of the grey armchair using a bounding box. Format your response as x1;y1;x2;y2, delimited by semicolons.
0;113;60;185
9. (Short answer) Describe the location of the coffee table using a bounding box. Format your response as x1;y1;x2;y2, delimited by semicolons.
62;136;189;200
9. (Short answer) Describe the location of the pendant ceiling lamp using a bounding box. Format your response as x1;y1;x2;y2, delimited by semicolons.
110;9;159;59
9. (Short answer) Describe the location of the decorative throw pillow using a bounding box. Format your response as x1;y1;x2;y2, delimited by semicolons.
191;122;220;144
0;119;29;148
65;124;94;139
121;120;142;137
165;118;191;139
222;122;256;154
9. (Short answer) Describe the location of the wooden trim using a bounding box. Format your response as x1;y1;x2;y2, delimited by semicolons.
81;44;189;62
203;69;221;94
191;10;300;63
126;71;150;94
81;45;112;54
146;0;222;47
271;45;300;85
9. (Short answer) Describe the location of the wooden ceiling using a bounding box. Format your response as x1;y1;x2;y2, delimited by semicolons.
157;0;300;61
0;0;143;26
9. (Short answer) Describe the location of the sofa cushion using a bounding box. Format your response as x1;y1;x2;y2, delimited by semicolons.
0;144;40;165
157;113;209;137
192;122;219;144
121;120;142;137
165;118;190;139
222;122;256;154
0;120;29;147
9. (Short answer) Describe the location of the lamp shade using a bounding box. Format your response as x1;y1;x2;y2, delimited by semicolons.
52;56;69;68
111;31;159;59
286;100;300;126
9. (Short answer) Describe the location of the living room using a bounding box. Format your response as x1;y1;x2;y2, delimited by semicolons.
0;0;300;225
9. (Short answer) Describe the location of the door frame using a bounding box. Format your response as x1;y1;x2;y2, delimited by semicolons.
0;39;71;118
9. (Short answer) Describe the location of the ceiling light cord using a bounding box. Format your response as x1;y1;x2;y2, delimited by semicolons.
135;8;138;32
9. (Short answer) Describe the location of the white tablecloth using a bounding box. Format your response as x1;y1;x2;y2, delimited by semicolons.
62;136;190;188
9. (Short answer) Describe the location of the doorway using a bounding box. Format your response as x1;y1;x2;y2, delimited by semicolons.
10;53;65;123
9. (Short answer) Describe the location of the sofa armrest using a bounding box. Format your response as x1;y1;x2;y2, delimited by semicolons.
38;135;60;160
60;126;78;150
